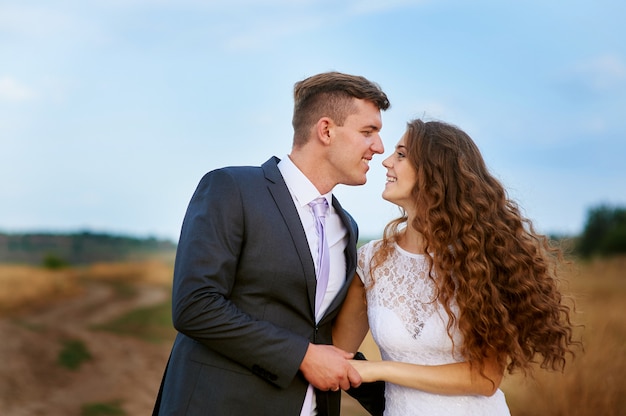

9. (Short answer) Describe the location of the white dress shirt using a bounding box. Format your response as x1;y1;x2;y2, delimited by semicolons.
277;155;348;416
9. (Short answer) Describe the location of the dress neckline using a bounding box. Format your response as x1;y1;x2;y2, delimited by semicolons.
393;241;427;259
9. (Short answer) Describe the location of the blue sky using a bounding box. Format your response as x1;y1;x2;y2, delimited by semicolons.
1;0;625;242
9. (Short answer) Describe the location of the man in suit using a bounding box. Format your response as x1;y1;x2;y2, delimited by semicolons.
153;71;390;415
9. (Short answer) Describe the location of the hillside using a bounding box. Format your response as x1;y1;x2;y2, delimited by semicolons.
0;232;176;266
0;263;173;415
0;257;624;415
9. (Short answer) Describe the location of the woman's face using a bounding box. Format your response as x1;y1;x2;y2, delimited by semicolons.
381;132;417;211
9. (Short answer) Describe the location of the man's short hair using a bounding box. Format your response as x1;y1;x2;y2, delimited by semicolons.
292;72;390;146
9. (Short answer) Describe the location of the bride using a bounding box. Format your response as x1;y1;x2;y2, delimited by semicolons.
334;119;580;415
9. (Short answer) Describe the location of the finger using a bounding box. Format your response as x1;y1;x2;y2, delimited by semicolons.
341;350;355;359
339;379;352;391
347;365;362;388
330;345;354;359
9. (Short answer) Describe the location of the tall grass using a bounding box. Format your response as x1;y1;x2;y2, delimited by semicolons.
83;261;174;285
0;261;173;316
343;256;626;416
501;256;626;415
0;265;81;314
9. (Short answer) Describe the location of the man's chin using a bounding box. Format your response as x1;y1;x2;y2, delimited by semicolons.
347;178;367;187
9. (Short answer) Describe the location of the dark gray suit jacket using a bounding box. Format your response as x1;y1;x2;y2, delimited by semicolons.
154;157;359;415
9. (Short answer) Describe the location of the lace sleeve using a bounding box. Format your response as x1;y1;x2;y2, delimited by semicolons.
357;240;380;286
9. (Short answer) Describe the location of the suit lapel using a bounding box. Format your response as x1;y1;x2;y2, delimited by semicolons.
318;196;358;324
332;195;358;274
262;158;318;316
261;157;359;324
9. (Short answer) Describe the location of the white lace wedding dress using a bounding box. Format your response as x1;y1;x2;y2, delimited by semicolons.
357;240;510;416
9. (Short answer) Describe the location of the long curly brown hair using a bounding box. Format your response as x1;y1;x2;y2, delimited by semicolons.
372;119;580;376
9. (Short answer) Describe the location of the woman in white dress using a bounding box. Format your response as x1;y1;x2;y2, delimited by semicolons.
334;119;580;415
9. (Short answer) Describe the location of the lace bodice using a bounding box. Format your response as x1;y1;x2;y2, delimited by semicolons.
357;240;510;416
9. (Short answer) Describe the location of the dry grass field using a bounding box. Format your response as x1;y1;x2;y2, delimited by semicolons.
0;256;624;415
499;256;626;416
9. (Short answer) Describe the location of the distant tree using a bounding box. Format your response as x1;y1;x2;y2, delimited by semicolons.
577;204;626;257
0;231;176;265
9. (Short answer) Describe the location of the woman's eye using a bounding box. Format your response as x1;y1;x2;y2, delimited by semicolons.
397;152;405;158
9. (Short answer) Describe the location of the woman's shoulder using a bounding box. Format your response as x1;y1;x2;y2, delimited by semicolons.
358;239;383;255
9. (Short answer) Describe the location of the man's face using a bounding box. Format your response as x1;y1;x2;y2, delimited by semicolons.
327;99;384;186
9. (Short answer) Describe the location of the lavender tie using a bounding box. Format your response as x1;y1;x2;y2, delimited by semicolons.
309;197;330;316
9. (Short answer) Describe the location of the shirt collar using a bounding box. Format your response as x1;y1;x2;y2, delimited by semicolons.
277;155;332;208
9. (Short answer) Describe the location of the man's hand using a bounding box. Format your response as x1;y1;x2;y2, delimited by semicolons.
299;343;362;391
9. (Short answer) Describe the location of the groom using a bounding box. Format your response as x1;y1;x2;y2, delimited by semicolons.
153;71;389;415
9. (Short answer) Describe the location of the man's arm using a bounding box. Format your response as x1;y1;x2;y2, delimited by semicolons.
171;169;310;388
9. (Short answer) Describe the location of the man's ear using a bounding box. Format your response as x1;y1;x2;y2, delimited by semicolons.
316;117;333;145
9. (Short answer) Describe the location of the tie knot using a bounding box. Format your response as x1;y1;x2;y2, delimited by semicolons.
309;197;329;219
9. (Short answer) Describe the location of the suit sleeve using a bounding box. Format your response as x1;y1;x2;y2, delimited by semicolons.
171;169;310;388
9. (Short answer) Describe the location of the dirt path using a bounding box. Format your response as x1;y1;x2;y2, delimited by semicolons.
0;281;172;416
0;279;371;416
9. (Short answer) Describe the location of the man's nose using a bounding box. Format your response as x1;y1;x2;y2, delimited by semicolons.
371;134;384;154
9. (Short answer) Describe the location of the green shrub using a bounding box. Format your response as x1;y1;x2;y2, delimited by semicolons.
81;401;126;416
58;339;92;370
92;300;175;343
42;253;68;270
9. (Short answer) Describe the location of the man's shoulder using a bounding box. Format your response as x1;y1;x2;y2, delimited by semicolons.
198;157;281;186
217;164;262;175
205;157;276;176
227;156;278;171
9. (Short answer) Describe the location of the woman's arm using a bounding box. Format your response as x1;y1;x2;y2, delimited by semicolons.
333;275;370;353
349;355;504;397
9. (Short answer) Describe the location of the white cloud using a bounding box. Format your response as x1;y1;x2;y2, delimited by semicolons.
347;0;428;15
577;53;626;91
0;3;107;44
190;0;428;51
0;77;37;102
92;0;426;13
94;0;315;7
0;5;75;38
223;16;323;50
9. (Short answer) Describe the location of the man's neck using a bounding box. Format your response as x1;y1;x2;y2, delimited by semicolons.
288;152;334;195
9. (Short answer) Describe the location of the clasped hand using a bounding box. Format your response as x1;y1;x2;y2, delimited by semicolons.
299;344;362;391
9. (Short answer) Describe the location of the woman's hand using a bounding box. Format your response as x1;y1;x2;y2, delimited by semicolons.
348;359;381;383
